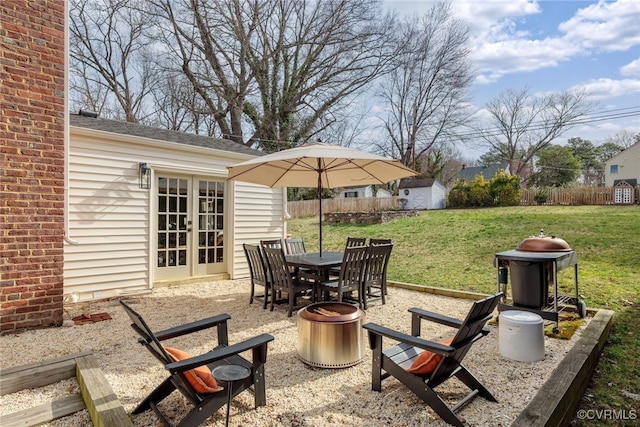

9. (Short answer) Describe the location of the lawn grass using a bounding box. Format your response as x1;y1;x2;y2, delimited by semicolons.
287;205;640;425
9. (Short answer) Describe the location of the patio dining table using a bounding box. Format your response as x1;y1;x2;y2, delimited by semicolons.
285;251;343;282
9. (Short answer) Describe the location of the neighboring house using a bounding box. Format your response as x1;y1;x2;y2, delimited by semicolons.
398;179;446;210
66;113;286;303
337;185;392;198
457;162;511;183
605;142;640;187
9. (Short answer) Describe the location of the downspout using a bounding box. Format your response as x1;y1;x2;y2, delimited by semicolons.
64;2;79;246
283;188;291;238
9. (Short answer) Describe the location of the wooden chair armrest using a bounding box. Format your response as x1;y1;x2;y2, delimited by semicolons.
154;313;232;341
363;323;454;357
165;333;275;373
409;307;463;328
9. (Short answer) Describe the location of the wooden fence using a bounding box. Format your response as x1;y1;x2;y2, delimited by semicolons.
520;187;640;206
287;187;639;217
287;197;400;218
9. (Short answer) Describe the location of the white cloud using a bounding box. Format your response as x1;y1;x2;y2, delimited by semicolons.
462;0;640;83
571;78;640;101
449;0;541;34
620;58;640;77
559;0;640;52
473;37;580;83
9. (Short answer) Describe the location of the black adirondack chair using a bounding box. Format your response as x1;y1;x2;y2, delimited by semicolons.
120;300;274;427
362;293;503;427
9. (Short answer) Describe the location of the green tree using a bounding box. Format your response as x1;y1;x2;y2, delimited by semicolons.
490;170;520;206
567;137;600;186
468;175;492;207
530;145;580;187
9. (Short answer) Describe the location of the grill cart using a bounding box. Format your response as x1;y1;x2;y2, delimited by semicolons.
495;230;587;333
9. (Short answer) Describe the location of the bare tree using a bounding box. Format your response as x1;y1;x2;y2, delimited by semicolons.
604;130;639;149
148;0;396;150
150;70;218;135
69;0;160;122
376;3;474;168
475;87;597;177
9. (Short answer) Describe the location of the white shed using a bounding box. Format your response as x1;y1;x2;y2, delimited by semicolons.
66;113;286;303
398;179;446;210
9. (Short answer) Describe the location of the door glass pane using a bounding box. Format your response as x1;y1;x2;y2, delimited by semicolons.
157;176;189;270
197;180;225;265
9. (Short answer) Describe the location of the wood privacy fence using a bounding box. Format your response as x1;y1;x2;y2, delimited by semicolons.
287;187;638;217
520;187;640;206
287;197;400;218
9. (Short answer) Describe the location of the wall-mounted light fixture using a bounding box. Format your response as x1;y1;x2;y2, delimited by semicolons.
139;162;151;189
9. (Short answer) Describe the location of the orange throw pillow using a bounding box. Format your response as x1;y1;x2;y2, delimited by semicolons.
165;347;224;393
406;338;454;375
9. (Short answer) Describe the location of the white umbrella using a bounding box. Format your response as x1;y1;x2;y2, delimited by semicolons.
227;142;416;255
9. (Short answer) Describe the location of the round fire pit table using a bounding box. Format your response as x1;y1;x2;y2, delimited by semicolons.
297;302;365;368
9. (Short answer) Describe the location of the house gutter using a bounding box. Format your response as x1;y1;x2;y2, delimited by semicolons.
64;2;79;246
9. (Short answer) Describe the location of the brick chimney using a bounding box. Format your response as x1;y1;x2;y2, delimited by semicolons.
1;1;66;333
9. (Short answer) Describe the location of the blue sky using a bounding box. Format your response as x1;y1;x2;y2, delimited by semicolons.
384;0;640;157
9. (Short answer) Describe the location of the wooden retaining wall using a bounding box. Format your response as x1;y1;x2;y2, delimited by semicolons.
0;352;133;427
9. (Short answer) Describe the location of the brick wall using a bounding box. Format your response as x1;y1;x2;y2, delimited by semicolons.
1;0;66;333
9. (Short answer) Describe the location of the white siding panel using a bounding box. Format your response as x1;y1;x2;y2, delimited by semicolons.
229;183;285;279
64;127;246;301
65;138;151;299
66;126;265;299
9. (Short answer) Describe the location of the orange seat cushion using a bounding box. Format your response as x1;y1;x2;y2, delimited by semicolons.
406;338;454;375
165;347;224;393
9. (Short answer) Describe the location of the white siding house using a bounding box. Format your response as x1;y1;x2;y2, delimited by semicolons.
66;113;285;302
398;179;446;210
605;142;640;187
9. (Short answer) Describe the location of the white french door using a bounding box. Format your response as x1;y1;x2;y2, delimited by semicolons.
154;175;226;281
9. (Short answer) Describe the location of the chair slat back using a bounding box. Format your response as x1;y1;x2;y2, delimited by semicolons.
244;244;269;285
285;237;306;255
262;246;294;292
338;245;368;291
345;237;366;248
362;244;393;287
260;239;284;250
120;301;172;365
369;238;392;246
429;293;502;383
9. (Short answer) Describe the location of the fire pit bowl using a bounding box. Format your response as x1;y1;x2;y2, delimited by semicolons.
297;302;365;368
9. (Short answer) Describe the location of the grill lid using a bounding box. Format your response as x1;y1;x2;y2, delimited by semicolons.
517;229;571;252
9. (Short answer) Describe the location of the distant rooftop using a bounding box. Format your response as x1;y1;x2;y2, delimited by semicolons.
457;162;509;182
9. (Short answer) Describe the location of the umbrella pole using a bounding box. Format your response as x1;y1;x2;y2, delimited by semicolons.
318;171;323;257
